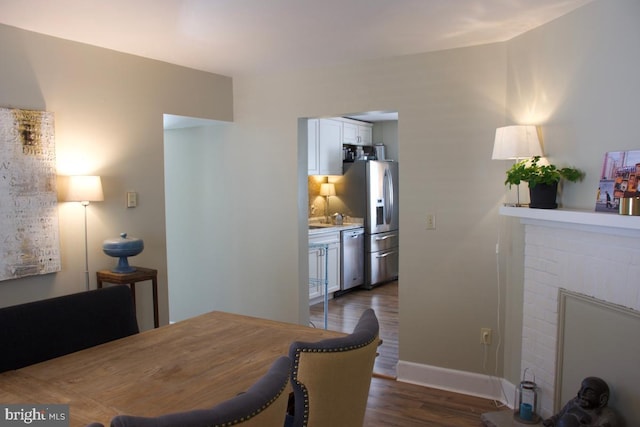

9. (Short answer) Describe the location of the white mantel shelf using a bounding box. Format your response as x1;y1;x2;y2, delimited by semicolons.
499;206;640;236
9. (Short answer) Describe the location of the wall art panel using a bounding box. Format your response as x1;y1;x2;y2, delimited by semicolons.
0;107;61;281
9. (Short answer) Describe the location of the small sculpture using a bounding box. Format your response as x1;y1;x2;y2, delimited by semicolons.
543;377;620;427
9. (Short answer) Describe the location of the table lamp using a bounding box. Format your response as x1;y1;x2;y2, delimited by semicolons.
319;182;336;223
492;125;543;206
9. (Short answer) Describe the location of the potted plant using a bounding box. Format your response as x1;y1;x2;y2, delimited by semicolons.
505;156;584;209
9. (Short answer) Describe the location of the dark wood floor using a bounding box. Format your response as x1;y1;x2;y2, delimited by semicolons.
310;281;506;426
310;281;399;378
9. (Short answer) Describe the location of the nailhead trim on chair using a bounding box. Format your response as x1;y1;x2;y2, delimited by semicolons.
213;373;290;427
290;335;378;426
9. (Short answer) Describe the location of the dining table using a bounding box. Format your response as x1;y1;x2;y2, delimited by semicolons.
0;310;345;427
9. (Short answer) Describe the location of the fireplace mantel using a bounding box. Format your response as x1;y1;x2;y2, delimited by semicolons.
499;205;640;419
499;206;640;237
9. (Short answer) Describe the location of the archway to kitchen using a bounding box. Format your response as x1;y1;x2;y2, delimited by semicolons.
300;111;399;378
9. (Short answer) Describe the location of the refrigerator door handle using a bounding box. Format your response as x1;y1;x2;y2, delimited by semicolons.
383;168;394;225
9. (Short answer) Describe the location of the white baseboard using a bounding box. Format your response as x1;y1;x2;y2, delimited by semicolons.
396;360;516;408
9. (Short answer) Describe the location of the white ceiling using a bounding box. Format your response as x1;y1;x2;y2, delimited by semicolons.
0;0;593;78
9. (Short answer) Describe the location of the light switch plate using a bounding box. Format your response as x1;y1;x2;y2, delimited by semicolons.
426;214;436;230
127;191;137;208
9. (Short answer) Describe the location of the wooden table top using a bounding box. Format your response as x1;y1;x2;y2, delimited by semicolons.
0;311;344;427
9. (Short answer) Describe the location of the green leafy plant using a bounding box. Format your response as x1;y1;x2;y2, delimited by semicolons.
505;156;584;188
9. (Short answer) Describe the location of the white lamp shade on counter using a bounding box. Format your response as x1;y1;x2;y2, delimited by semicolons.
319;183;336;197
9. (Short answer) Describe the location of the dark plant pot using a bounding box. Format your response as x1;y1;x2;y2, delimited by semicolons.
529;182;558;209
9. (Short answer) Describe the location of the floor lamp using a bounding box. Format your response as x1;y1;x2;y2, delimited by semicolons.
65;175;104;290
492;125;543;206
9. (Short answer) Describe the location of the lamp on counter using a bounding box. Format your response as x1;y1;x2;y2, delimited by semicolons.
492;125;543;206
65;175;104;290
319;182;336;224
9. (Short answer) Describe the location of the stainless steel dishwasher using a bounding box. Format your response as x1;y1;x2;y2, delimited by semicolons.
340;227;364;290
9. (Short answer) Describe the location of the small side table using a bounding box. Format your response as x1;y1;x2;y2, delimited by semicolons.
96;267;159;328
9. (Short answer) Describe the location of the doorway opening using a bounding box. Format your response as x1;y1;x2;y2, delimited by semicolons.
163;113;232;324
302;110;399;378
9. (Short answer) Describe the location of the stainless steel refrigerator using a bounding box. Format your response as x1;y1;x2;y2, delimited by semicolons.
340;160;398;289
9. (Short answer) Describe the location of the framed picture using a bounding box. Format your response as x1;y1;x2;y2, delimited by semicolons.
595;150;640;213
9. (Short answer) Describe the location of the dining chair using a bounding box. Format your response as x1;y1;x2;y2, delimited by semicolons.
287;308;380;427
103;356;291;427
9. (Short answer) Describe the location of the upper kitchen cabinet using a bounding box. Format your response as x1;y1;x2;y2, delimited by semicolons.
308;118;343;176
308;119;320;175
358;123;372;145
342;119;372;146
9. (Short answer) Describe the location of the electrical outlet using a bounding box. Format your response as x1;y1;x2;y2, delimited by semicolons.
426;214;436;230
481;328;492;345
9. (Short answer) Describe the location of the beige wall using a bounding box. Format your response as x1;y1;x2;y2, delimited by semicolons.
500;0;640;384
0;24;232;330
507;0;640;209
160;41;510;380
1;0;638;390
170;0;639;386
229;42;511;376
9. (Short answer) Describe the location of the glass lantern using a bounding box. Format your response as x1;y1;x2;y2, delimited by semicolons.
514;368;541;424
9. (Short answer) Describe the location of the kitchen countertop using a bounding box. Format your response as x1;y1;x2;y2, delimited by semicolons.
308;222;364;236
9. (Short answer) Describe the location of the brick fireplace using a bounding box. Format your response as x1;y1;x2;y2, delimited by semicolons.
501;207;640;420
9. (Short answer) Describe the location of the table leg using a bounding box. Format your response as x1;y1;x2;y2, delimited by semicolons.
129;282;136;310
95;270;159;329
152;277;159;328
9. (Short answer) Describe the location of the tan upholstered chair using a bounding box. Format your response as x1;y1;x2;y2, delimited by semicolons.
98;356;292;427
287;308;380;427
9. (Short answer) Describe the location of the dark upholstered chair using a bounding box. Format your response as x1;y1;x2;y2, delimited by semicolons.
0;285;138;373
287;308;380;427
108;356;292;427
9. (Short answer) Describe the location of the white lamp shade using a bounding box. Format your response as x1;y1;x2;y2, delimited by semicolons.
492;125;543;160
319;183;336;197
65;175;104;203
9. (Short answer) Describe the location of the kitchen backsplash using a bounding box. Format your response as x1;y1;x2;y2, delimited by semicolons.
308;176;349;221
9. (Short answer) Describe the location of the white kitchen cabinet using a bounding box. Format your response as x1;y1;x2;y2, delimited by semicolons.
308;118;373;175
357;124;372;145
308;119;342;176
307;118;320;175
341;120;372;146
342;121;358;144
309;231;340;303
318;119;343;175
